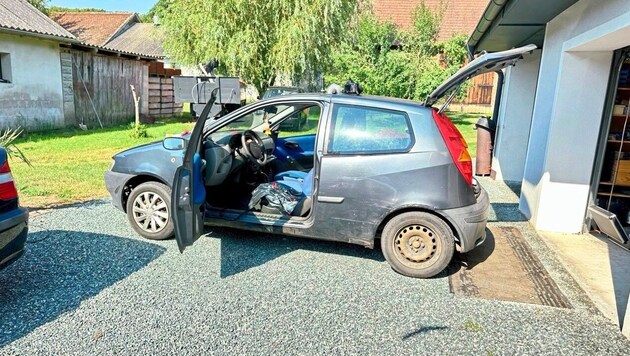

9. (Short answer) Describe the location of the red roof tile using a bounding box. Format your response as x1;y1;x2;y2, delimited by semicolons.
373;0;488;40
51;12;139;46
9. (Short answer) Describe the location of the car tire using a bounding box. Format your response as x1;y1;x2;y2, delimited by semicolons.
126;182;174;240
381;212;454;278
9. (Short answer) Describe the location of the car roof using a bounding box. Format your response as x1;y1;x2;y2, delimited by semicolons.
263;92;429;113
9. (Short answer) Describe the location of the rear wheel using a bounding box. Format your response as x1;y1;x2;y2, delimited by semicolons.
126;182;174;240
381;212;454;278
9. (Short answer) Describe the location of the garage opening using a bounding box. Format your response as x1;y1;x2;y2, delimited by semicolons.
590;46;630;249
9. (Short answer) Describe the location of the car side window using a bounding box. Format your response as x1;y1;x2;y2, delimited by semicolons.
278;105;321;136
328;104;413;154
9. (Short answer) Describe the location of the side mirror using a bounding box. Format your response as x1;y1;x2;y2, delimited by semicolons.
163;137;187;150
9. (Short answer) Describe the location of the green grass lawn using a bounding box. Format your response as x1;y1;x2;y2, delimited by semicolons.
12;118;194;208
10;111;481;209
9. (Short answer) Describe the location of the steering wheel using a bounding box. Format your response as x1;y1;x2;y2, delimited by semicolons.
240;130;268;166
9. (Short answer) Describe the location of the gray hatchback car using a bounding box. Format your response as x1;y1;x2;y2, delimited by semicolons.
106;45;535;278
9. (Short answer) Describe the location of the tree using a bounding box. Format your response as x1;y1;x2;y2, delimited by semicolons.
26;0;48;15
49;7;106;13
141;0;169;23
160;0;364;94
325;1;469;102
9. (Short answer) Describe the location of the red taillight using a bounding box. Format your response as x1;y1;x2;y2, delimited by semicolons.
0;160;18;200
432;109;473;185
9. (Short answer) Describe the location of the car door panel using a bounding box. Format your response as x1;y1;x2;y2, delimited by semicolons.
274;134;316;170
172;91;217;252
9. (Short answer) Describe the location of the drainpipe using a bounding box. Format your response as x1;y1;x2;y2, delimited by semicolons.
492;70;504;124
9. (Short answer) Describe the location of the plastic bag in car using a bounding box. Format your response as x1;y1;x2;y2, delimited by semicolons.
248;182;299;215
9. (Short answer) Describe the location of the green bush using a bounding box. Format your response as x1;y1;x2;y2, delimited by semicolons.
325;1;469;102
129;123;148;139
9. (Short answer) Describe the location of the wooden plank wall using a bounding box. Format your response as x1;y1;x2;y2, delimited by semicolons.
463;72;494;105
69;50;148;128
149;77;183;117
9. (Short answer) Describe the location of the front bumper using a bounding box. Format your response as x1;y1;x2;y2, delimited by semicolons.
105;171;134;211
0;207;29;270
440;187;489;253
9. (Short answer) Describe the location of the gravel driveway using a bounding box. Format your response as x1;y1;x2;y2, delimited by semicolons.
1;194;629;355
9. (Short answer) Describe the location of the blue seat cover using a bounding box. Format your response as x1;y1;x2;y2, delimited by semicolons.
276;169;313;196
274;170;308;181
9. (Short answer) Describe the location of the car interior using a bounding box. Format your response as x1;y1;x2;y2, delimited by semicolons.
199;102;321;219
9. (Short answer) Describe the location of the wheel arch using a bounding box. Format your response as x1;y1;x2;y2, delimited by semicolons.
374;206;461;244
121;174;170;213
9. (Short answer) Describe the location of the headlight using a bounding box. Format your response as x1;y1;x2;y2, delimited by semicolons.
108;159;115;171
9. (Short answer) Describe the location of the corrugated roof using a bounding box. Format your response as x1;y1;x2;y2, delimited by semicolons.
51;12;138;46
0;0;76;41
374;0;489;40
106;23;165;58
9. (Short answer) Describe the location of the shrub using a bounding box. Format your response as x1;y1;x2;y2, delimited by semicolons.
325;1;469;102
129;123;148;139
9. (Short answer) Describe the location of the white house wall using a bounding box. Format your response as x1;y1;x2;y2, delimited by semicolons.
0;33;64;129
519;0;630;233
492;49;541;182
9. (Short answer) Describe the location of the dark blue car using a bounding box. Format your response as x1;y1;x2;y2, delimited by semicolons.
0;148;29;270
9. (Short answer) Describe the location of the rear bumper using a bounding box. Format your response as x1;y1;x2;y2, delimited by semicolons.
0;207;29;270
440;187;489;253
105;171;134;211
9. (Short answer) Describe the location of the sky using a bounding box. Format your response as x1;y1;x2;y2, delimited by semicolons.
48;0;156;13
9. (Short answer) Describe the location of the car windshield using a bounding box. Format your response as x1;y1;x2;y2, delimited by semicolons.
214;104;294;133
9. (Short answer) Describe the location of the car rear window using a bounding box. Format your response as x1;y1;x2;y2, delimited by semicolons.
327;104;413;154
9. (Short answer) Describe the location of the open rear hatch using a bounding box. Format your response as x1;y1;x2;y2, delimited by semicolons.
424;44;537;108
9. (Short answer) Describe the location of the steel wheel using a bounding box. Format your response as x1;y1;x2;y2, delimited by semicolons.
381;212;454;278
132;191;169;233
125;181;174;240
393;224;442;269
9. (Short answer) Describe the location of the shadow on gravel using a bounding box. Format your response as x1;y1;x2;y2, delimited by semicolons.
207;227;385;278
490;203;528;222
0;230;165;347
402;325;449;340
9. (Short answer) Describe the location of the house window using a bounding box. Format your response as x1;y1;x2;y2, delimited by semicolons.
0;53;12;83
328;104;414;155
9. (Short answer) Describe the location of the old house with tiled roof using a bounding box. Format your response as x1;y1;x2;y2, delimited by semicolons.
51;12;140;47
0;0;166;130
0;0;78;128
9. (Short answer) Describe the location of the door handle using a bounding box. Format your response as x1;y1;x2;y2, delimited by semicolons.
317;196;344;203
284;141;299;149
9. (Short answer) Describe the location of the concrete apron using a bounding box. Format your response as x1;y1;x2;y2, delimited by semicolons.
539;231;630;338
476;176;629;339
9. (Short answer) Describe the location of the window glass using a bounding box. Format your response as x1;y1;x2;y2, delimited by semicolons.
328;105;413;154
0;53;11;83
277;105;321;136
216;104;291;133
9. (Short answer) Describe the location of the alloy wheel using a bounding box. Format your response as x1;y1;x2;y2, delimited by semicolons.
132;191;169;233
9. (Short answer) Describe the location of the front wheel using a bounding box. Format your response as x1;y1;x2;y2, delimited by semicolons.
126;182;174;240
381;212;454;278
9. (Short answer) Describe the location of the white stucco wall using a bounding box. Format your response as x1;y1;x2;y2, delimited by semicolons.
492;49;541;182
519;0;630;233
0;32;64;129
